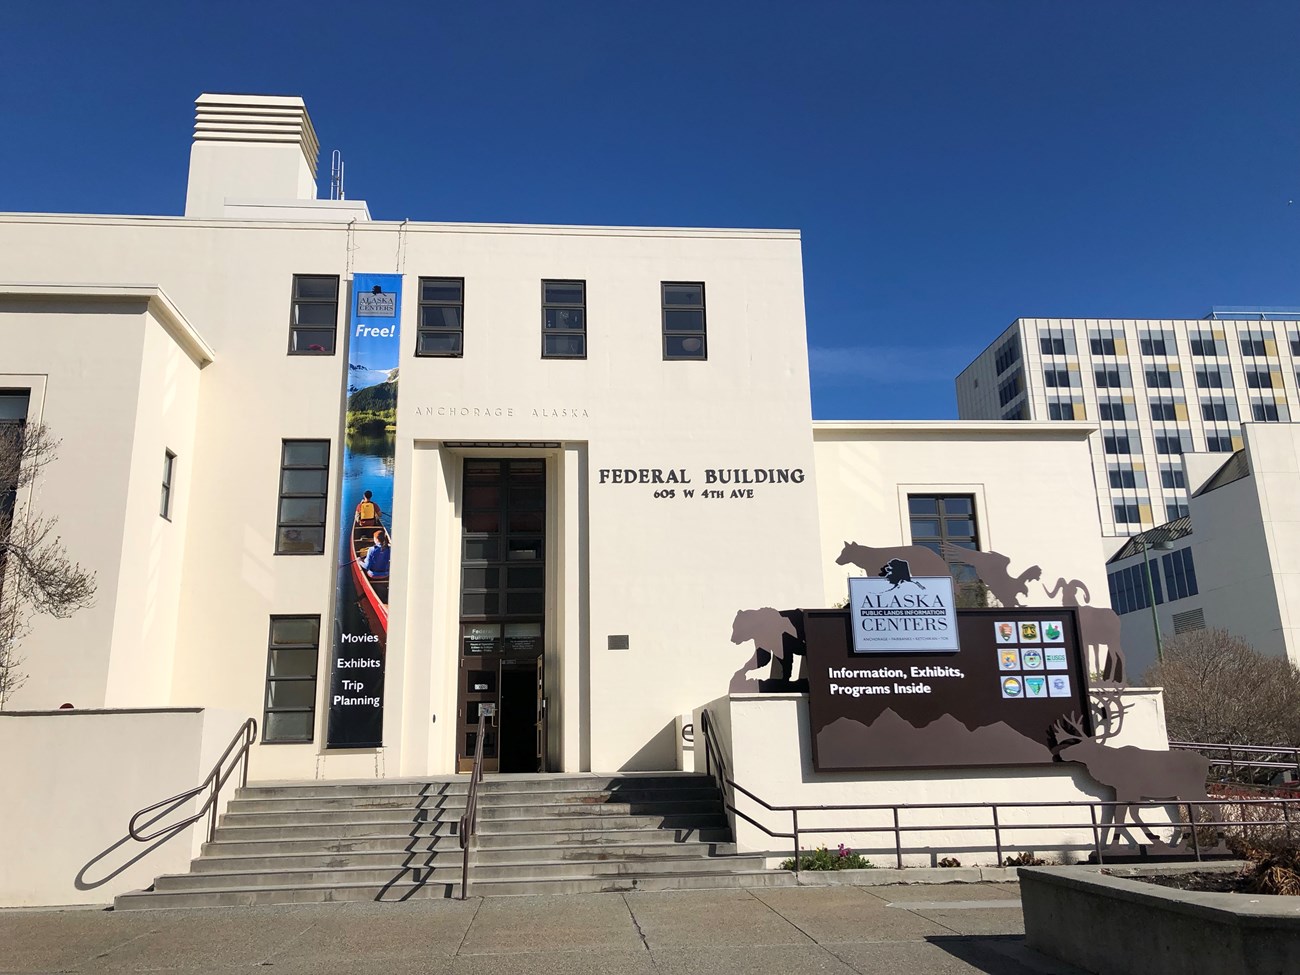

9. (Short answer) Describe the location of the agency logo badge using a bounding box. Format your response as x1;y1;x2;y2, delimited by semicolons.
1024;676;1048;698
1044;647;1068;670
1021;648;1044;670
999;649;1021;671
1001;676;1023;698
1018;621;1040;643
1042;621;1064;643
1048;674;1072;698
995;621;1016;643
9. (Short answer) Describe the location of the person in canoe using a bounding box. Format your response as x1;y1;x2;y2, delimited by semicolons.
355;490;382;528
360;531;390;579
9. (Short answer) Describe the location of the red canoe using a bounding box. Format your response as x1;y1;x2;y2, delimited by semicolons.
350;524;390;635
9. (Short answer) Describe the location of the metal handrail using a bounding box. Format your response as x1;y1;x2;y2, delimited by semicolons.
1172;740;1300;786
699;709;1300;871
458;710;490;900
128;717;257;845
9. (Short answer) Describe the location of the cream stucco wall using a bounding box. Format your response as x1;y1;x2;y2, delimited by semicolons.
0;708;246;907
812;421;1112;610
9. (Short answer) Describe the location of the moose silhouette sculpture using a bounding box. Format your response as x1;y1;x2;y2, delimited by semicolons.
836;541;950;580
1051;712;1212;850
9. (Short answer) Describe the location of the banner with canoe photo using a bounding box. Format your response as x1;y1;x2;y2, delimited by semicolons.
327;273;402;748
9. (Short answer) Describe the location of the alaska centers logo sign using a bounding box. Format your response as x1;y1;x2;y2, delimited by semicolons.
847;559;960;653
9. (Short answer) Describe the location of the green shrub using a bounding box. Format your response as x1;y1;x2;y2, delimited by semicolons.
780;844;873;871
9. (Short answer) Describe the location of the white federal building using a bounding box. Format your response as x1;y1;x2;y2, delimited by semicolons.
2;94;1146;907
956;314;1300;536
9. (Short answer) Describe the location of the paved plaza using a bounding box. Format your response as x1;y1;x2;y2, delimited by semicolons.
0;883;1087;975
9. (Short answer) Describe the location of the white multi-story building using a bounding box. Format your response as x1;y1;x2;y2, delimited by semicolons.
956;315;1300;535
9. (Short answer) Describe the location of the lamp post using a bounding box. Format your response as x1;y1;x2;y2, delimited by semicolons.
1137;532;1174;663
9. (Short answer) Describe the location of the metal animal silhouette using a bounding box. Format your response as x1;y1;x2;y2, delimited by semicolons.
1045;577;1126;684
1051;713;1211;848
729;608;802;691
940;544;1041;608
836;542;950;579
878;558;926;591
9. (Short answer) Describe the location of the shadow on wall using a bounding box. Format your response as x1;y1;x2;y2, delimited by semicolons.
620;719;678;772
74;793;192;891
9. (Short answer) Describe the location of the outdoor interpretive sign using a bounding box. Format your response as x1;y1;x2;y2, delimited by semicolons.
848;571;959;652
326;273;403;749
804;607;1091;771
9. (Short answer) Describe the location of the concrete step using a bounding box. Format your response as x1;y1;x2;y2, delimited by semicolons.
158;854;768;890
237;773;714;800
203;829;732;858
224;787;719;814
219;797;719;824
115;868;791;910
191;843;739;873
213;811;728;835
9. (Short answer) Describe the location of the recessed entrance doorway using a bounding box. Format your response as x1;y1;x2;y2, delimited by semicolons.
455;459;547;773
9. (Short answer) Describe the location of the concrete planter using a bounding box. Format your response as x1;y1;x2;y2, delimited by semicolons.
1019;862;1300;975
787;866;1019;885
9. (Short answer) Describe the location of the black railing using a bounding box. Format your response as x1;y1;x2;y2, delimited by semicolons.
458;710;490;900
128;717;256;845
1171;740;1300;789
699;709;1300;872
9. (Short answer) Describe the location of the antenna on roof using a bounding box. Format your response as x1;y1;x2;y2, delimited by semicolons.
329;150;346;201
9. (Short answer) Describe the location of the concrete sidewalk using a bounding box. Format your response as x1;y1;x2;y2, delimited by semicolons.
0;883;1088;974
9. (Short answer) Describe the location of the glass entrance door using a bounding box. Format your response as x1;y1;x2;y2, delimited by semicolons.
456;459;546;772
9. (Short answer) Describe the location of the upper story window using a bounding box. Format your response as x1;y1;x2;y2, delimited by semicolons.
997;370;1024;406
994;336;1021;374
1251;401;1283;422
663;283;707;360
1144;368;1173;389
1149;399;1178;421
1108;465;1142;489
1047;400;1078;419
1201;399;1235;422
416;277;464;357
1205;427;1239;452
160;450;176;520
1154;434;1186;455
1195;366;1230;389
541;280;586;359
1139;331;1172;356
1162;548;1199;601
1290;332;1300;356
1103;434;1134;455
0;390;31;527
1089;335;1117;356
1043;368;1073;388
288;275;339;355
1098;400;1127;421
276;440;330;555
1239;331;1271;357
1246;368;1275;389
1095;367;1129;389
1189;331;1225;357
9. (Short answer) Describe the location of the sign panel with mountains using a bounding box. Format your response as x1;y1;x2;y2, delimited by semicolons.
804;607;1091;771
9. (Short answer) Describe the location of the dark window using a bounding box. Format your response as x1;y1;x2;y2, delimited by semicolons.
1145;368;1173;388
1040;335;1067;355
1206;433;1236;452
1098;401;1126;421
1291;335;1300;356
1160;466;1187;490
289;275;339;355
1095;369;1124;388
263;616;320;743
1044;369;1072;388
1112;503;1141;525
416;277;464;357
1162;548;1198;601
1109;560;1164;614
1196;368;1226;389
1140;337;1168;356
1149;400;1178;421
662;282;707;360
542;280;586;359
1252;401;1280;421
1190;336;1223;357
1240;336;1268;356
998;370;1024;406
1201;400;1230;421
1103;435;1132;454
1165;502;1189;521
1048;401;1076;419
1001;401;1029;420
1247;369;1274;389
994;336;1021;374
1090;336;1116;356
0;390;31;535
1109;467;1139;489
908;495;983;604
160;450;176;520
1155;435;1184;455
276;440;330;555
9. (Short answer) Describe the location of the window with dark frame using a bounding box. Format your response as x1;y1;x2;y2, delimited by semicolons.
275;440;330;555
263;615;320;743
1247;369;1274;389
907;495;983;605
416;277;464;356
1089;336;1117;356
541;280;586;358
288;275;339;355
662;282;707;360
160;450;176;519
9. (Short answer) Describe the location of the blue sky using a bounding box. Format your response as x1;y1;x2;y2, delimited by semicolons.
4;1;1298;419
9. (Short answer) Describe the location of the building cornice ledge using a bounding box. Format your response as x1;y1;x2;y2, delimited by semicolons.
813;420;1097;439
0;283;214;367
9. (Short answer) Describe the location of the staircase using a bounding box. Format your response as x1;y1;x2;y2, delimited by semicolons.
114;772;791;908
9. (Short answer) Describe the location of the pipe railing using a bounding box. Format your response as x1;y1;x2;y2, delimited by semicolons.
128;717;257;845
458;708;491;899
700;709;1300;872
1171;740;1300;788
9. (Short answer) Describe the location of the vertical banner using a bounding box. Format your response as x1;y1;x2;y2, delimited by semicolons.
327;273;403;748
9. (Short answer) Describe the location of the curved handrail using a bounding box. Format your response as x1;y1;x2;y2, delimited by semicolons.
128;717;256;844
458;710;489;899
